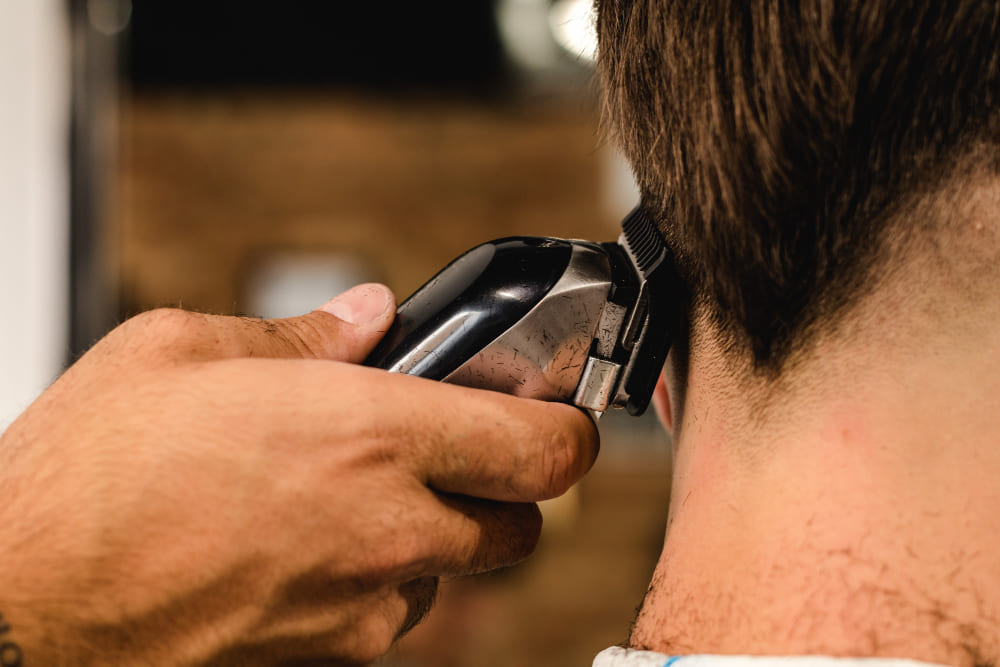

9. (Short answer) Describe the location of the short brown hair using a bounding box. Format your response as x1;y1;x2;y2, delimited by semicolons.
597;1;1000;373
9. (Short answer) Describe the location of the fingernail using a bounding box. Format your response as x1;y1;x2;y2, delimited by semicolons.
319;283;392;325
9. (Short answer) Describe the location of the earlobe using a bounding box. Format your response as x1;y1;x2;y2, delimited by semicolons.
651;371;673;434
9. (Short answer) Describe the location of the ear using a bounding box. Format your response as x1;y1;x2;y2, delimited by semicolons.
651;371;674;434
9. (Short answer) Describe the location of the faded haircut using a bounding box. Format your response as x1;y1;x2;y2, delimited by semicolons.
596;1;1000;374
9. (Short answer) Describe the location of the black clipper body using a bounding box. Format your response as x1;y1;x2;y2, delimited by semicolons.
364;207;679;416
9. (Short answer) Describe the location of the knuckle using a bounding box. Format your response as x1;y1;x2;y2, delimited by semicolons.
538;430;580;498
129;307;197;334
109;308;207;361
363;545;417;584
282;313;339;359
505;503;543;562
342;619;395;665
361;631;395;664
243;312;343;360
468;501;541;573
345;582;434;663
348;509;431;583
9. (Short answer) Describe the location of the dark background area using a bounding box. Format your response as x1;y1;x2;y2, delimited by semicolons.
126;1;506;90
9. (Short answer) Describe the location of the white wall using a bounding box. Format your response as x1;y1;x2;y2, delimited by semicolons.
0;0;70;430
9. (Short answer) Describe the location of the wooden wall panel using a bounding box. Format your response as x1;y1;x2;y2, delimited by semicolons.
118;94;621;316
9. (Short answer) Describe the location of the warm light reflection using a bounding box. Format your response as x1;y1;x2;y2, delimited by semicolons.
496;0;561;71
549;0;597;63
496;0;597;71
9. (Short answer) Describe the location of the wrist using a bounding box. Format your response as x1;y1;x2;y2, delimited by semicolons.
0;611;24;667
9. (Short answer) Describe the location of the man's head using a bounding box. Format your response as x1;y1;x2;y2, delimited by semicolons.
596;7;1000;659
597;1;1000;379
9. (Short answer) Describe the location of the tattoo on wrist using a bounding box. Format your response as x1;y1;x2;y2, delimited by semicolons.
0;612;23;667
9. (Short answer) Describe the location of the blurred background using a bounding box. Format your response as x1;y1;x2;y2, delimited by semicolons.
0;1;671;664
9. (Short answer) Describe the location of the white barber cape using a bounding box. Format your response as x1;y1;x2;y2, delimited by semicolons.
593;649;948;667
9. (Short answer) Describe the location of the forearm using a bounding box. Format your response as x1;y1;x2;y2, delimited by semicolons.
0;512;76;666
0;610;24;667
0;424;107;667
2;429;44;666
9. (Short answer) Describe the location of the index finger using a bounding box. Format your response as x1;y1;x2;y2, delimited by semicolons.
380;372;601;503
199;359;600;503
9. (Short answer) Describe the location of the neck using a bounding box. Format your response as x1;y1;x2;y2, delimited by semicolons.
631;299;1000;666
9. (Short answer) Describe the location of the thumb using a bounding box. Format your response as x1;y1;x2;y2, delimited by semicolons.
317;283;395;328
308;283;397;362
116;284;397;365
256;283;396;363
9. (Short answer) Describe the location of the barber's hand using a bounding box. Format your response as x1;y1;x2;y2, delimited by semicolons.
0;284;599;666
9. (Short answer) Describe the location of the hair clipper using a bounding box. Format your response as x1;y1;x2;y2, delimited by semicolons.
364;206;679;416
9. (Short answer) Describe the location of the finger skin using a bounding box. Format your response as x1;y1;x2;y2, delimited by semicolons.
426;494;543;576
0;286;599;666
359;368;601;503
173;359;581;572
202;579;439;666
195;358;601;503
93;285;394;367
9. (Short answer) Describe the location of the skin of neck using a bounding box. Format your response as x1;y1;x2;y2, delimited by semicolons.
631;177;1000;666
